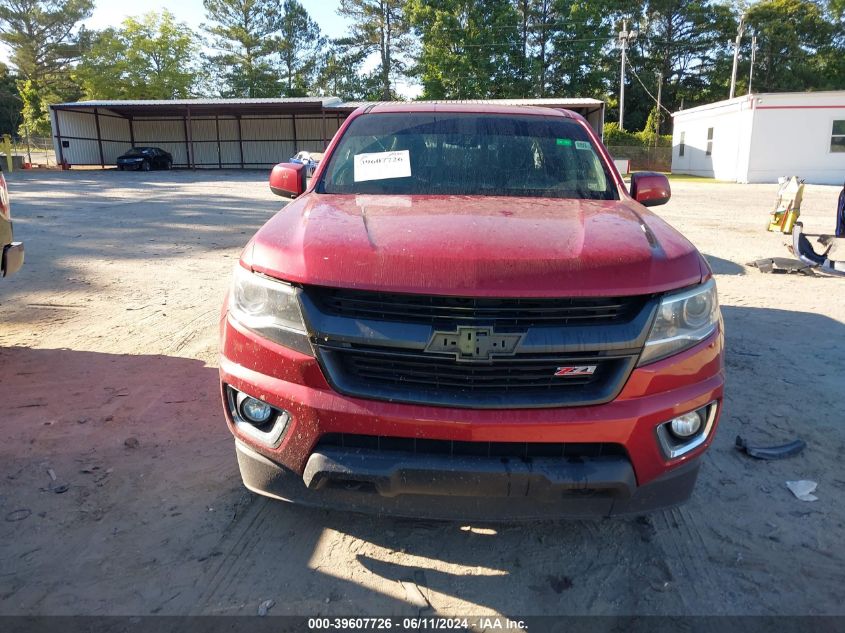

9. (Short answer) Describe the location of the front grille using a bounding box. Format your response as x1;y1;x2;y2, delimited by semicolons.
318;433;628;459
307;286;645;328
318;346;636;408
300;286;654;409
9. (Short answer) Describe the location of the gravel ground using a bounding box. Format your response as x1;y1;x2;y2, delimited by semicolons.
0;169;843;617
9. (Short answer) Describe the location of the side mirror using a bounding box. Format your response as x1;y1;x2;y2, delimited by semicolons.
630;172;671;207
269;163;306;198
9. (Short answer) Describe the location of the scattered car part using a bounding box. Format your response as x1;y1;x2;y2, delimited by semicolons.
786;480;818;502
747;257;815;275
735;435;806;460
290;151;323;186
792;223;845;277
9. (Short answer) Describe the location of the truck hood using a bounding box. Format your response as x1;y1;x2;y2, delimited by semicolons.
248;194;703;297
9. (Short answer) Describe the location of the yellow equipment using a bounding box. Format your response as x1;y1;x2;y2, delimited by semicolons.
1;135;12;172
768;176;803;233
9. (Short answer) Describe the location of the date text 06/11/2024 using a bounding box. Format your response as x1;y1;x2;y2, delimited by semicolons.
306;617;528;630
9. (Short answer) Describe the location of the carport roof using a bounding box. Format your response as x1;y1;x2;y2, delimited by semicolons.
51;97;344;117
51;96;604;118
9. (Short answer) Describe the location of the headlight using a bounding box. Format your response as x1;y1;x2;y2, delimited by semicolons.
228;265;312;355
639;279;720;365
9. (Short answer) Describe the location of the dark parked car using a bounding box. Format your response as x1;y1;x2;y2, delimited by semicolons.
1;165;23;278
116;147;172;171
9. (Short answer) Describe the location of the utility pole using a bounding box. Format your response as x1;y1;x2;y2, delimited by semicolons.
729;14;745;99
748;35;757;94
655;71;663;146
618;19;638;131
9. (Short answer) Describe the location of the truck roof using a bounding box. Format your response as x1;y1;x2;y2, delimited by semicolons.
356;102;578;119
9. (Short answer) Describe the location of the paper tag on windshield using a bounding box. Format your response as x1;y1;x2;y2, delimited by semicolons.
575;141;591;150
354;150;412;182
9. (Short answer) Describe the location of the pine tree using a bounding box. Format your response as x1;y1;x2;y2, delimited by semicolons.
203;0;280;98
276;0;325;97
337;0;411;100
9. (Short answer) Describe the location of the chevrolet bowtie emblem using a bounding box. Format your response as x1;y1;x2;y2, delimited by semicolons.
425;326;523;361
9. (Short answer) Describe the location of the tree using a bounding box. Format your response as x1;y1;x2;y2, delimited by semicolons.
276;0;325;97
75;11;200;99
543;0;628;100
615;1;736;131
744;0;843;93
337;0;412;100
312;46;392;100
203;0;280;97
18;79;51;137
0;0;93;135
407;0;524;99
0;63;21;136
524;0;558;97
0;0;93;87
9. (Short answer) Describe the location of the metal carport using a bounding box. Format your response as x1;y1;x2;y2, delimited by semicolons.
48;96;605;169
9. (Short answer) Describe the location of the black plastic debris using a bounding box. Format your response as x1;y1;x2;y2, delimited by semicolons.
792;223;845;277
747;257;815;275
736;435;806;460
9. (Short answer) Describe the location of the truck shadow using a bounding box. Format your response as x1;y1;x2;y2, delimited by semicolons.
704;254;746;275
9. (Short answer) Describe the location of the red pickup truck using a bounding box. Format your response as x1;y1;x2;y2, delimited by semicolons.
219;104;724;520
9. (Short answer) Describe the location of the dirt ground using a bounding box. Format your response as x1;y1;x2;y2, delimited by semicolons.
1;169;843;618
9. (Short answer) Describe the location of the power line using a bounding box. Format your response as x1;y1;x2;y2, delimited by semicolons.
419;37;613;47
626;59;673;116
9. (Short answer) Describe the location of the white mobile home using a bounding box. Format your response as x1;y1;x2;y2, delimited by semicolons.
671;91;845;185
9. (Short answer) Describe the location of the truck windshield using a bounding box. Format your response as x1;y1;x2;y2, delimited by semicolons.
318;112;617;200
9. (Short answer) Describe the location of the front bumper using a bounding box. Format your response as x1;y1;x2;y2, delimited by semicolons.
220;314;724;519
1;241;23;277
236;439;702;520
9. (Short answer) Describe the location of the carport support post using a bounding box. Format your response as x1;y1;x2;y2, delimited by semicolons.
236;115;244;169
185;106;195;169
215;115;222;168
94;107;105;169
321;109;327;148
53;106;65;167
128;116;135;148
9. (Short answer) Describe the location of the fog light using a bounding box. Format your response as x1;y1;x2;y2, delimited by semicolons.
240;397;273;424
226;386;291;448
656;402;718;460
669;411;702;438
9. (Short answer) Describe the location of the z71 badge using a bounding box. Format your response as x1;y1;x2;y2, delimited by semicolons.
554;365;597;377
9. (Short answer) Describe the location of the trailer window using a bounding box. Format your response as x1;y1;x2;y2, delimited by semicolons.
706;128;713;156
679;131;685;157
831;121;845;152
